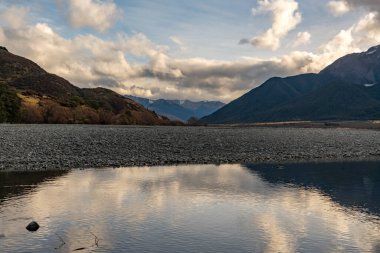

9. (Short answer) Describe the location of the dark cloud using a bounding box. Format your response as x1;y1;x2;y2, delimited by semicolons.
345;0;380;16
238;38;250;45
92;78;120;88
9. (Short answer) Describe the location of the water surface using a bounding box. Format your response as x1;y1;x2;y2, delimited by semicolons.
1;163;380;252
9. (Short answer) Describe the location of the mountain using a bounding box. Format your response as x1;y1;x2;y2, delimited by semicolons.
0;46;176;125
203;45;380;124
126;95;225;122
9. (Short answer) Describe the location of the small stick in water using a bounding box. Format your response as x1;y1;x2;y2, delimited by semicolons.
54;233;66;250
90;232;100;247
72;247;86;251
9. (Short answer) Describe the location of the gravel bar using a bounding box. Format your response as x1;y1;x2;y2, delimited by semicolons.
1;124;380;171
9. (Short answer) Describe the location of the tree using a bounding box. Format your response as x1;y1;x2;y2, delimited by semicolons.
187;116;201;126
0;85;21;123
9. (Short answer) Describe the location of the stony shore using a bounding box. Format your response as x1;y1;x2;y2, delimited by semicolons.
1;124;380;171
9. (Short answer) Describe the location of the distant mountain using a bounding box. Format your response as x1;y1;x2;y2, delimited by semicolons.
203;45;380;124
0;46;176;125
126;95;225;122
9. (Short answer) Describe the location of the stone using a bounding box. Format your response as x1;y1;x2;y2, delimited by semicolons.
26;221;40;232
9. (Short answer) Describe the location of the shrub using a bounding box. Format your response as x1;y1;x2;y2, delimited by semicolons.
0;85;21;123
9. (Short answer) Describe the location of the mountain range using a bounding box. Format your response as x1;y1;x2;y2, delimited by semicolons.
203;45;380;124
126;95;224;122
0;46;177;125
3;44;380;125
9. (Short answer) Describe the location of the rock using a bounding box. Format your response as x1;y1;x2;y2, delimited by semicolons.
26;221;40;232
0;46;8;52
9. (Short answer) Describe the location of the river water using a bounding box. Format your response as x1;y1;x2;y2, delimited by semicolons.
1;162;380;252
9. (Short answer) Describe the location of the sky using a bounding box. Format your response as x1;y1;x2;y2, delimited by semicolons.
0;0;380;102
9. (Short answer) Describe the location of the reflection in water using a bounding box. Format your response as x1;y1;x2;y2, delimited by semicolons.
0;170;67;202
247;162;380;216
1;163;380;252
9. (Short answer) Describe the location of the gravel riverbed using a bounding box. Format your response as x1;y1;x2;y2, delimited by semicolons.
1;124;380;171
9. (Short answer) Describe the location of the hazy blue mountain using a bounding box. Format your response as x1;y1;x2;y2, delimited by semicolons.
203;45;380;124
126;95;224;122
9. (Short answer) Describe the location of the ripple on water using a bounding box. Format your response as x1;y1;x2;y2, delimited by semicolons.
1;162;380;252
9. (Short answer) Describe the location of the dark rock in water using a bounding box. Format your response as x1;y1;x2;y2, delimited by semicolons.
26;221;40;232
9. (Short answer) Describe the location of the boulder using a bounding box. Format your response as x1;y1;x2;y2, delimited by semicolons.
26;221;40;232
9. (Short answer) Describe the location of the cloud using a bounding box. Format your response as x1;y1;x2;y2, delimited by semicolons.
330;0;380;19
0;4;377;103
68;0;118;31
0;15;316;102
321;28;356;54
123;85;161;98
238;38;250;45
292;31;311;47
0;5;29;29
327;1;351;16
250;0;302;50
0;7;355;103
344;0;380;10
169;36;187;52
354;12;380;46
307;28;360;71
338;0;380;47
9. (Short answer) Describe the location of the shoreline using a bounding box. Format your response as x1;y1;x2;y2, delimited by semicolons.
1;124;380;171
208;120;380;130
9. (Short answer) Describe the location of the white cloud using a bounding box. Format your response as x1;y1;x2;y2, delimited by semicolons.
250;0;302;50
339;1;380;47
0;5;29;29
292;31;311;47
327;1;351;16
68;0;118;31
0;17;316;102
321;28;356;54
307;28;360;71
169;36;187;52
2;4;379;102
354;12;380;46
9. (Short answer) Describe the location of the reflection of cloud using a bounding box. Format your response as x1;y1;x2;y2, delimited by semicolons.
1;164;380;252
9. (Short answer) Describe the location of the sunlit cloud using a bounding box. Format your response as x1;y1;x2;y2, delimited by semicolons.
0;1;380;102
292;31;311;48
66;0;118;31
327;1;351;16
250;0;302;50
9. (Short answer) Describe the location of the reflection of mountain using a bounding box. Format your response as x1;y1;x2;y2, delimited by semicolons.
3;164;380;252
245;162;380;215
0;171;67;202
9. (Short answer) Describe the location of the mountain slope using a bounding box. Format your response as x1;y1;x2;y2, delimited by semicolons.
203;45;380;124
0;47;174;125
126;95;224;121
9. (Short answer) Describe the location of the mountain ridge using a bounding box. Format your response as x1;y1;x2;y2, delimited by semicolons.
0;47;177;125
202;45;380;124
126;95;224;122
